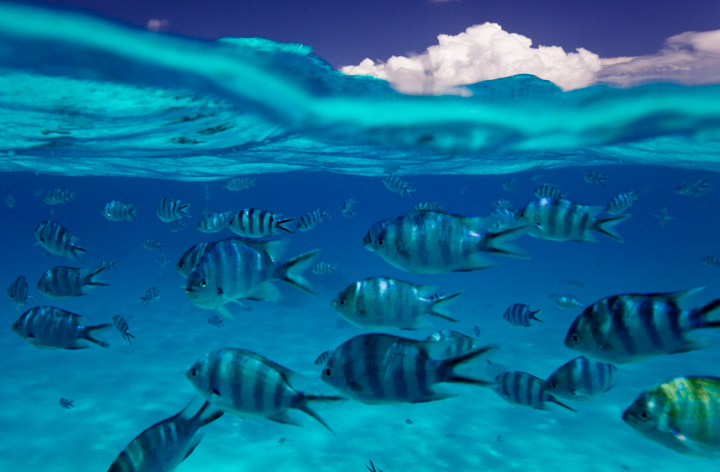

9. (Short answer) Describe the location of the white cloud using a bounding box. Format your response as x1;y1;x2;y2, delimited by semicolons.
340;23;603;93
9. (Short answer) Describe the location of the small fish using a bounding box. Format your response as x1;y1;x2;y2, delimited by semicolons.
677;179;711;197
310;262;337;274
314;349;333;365
186;348;344;431
207;315;224;327
544;356;616;401
59;398;74;409
7;275;28;309
534;183;566;199
102;200;138;222
493;371;576;412
492;199;513;210
94;260;117;271
33;220;87;264
42;188;75;205
197;210;234;233
473;325;481;338
204;183;211;200
112;315;134;344
606;191;640;215
367;459;383;472
623;376;720;457
382;174;415;196
225;177;255;191
556;295;584;310
37;266;109;299
156;253;168;268
5;194;15;208
169;220;186;232
141;287;160;306
142;238;163;252
655;207;673;228
486;208;518;233
502;180;517;193
584;171;606;185
228;208;294;237
565;288;720;364
405;419;413;425
297;208;329;232
156;197;191;222
12;306;111;349
423;330;478;358
340;197;356;218
502;303;542;327
703;256;720;267
415;202;445;211
107;399;223;471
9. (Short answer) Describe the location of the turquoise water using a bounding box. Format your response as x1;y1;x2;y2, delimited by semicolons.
2;3;720;472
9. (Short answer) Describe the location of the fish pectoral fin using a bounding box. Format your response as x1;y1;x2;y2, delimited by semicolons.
216;305;236;319
247;282;282;302
267;411;302;427
182;433;204;462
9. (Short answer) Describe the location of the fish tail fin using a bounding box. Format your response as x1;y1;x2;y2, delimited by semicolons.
404;187;416;196
72;246;87;264
593;214;630;242
430;292;463;322
441;344;499;386
532;309;543;322
279;249;321;294
130;207;138;220
692;297;720;328
478;225;530;258
86;267;109;286
550;396;578;412
180;204;191;218
83;323;112;348
276;218;295;234
297;394;345;434
191;400;225;427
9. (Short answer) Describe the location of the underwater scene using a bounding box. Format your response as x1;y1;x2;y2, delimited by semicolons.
2;2;720;472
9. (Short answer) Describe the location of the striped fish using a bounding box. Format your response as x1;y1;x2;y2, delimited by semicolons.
7;275;28;309
141;287;160;306
207;315;224;328
606;191;640;215
516;197;629;242
225;177;255;191
486;208;518;233
363;210;529;273
228;208;294;237
296;208;329;232
382;175;415;196
501;180;517;193
473;325;481;338
534;183;566;199
108;399;223;472
156;197;191;222
423;330;478;359
42;188;75;205
544;356;616;401
415;202;445;211
156;253;168;268
703;256;720;268
33;220;87;264
185;239;319;313
583;170;606;185
197;211;234;233
362;219;391;247
491;199;512;210
565;288;720;364
311;262;338;274
677;179;711;197
321;333;497;404
112;315;134;344
169;220;186;232
340;197;356;218
95;260;117;271
623;376;720;457
331;277;462;330
502;303;542;327
102;200;138;222
492;371;576;411
142;238;163;252
655;207;673;228
186;348;343;431
314;349;333;365
176;237;274;278
37;266;109;299
11;306;110;349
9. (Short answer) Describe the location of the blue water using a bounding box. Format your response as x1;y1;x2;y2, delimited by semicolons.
2;3;720;472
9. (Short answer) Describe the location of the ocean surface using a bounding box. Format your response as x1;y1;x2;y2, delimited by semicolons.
2;3;720;472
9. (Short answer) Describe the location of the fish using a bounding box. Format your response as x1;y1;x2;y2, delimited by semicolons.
5;194;14;208
142;238;163;252
207;315;224;328
156;253;168;268
583;170;606;185
702;256;720;268
11;306;110;349
296;208;329;232
33;220;87;264
367;460;383;472
42;188;75;205
169;220;186;232
107;399;224;472
102;200;138;222
332;277;462;330
363;210;529;273
423;330;478;358
362;219;391;247
382;174;415;196
677;179;711;197
556;295;584;309
516;197;629;243
321;333;497;404
204;184;211;200
37;266;109;299
622;376;720;457
492;371;576;412
185;238;319;314
473;325;481;338
503;303;542;327
564;288;720;363
606;191;640;215
486;208;519;233
59;398;74;409
340;197;356;218
310;262;338;274
141;287;160;306
176;237;276;278
314;349;333;365
655;207;673;228
95;260;117;271
7;275;28;309
534;183;566;199
491;199;512;210
414;202;445;211
186;348;343;431
545;357;616;401
225;177;255;191
197;211;234;233
112;315;134;344
502;180;517;193
228;208;294;237
156;197;191;222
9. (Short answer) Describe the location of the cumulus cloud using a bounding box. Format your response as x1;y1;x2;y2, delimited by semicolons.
340;23;603;93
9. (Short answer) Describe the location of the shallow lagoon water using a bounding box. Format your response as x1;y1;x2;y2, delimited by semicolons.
1;3;720;472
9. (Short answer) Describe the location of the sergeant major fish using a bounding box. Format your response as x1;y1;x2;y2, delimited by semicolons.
197;211;233;233
142;238;163;252
702;256;720;268
176;237;273;278
544;356;616;401
228;208;294;237
33;220;87;264
169;221;185;233
606;191;640;215
156;197;191;223
655;207;673;228
225;177;255;191
103;201;138;222
7;275;28;309
677;179;711;197
493;371;576;412
296;208;329;232
42;188;75;205
502;180;517;193
534;183;566;199
141;287;160;306
11;306;110;349
502;303;542;327
415;202;445;211
37;266;109;299
112;315;134;344
382;175;415;196
311;262;337;274
583;171;606;185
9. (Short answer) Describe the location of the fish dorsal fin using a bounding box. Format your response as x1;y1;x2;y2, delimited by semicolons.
237;350;308;387
263;239;290;261
649;287;705;302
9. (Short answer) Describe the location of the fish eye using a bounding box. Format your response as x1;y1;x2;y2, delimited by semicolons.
189;368;198;378
200;279;206;287
339;299;346;306
570;333;580;344
547;383;558;389
639;410;650;421
11;322;18;329
323;368;332;378
377;239;385;246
